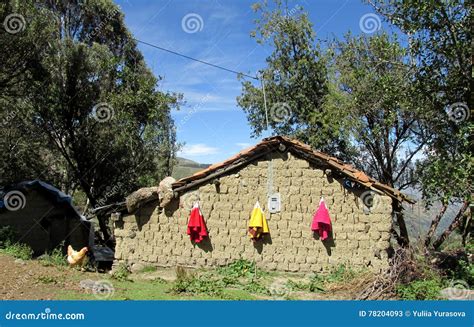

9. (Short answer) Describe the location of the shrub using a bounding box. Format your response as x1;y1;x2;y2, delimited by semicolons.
170;267;222;297
39;247;67;267
218;259;256;279
396;279;443;300
1;243;33;260
243;280;269;295
112;264;131;281
0;226;16;248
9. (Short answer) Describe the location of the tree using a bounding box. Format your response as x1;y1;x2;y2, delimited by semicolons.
368;0;472;249
0;0;180;246
237;0;355;160
323;33;428;246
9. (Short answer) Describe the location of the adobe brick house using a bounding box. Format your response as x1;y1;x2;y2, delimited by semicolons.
112;136;411;272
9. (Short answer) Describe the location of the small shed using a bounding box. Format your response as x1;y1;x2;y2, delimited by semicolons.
0;180;92;255
113;136;412;273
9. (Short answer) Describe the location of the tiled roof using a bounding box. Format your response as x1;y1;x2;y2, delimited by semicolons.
172;136;413;203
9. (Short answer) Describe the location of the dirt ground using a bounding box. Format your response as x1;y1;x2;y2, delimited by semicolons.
0;253;370;300
0;254;100;300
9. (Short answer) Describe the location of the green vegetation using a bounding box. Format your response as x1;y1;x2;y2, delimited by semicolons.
39;247;67;268
0;242;33;260
396;279;443;300
169;267;223;297
138;265;158;273
111;264;131;281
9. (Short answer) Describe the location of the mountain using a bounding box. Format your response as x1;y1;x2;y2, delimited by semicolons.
171;157;210;180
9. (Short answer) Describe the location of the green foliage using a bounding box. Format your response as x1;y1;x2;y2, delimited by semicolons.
112;264;131;281
0;226;16;248
1;243;33;260
170;267;223;297
39;247;67;267
0;0;181;242
37;276;57;284
243;280;269;295
218;259;257;279
238;0;354;158
396;279;443;300
325;264;356;283
138;265;157;273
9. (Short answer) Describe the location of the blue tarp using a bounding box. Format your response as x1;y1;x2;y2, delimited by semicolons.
0;180;84;220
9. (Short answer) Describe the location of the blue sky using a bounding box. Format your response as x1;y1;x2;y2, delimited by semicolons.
115;0;388;164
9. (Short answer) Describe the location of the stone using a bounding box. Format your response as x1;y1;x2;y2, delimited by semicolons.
158;176;176;208
126;187;159;213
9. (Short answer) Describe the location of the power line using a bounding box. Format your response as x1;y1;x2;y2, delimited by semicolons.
134;38;259;80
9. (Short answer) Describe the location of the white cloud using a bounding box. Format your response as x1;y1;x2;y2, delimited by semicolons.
236;142;251;149
179;144;219;156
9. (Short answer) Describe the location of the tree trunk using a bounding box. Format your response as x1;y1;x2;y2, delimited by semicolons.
424;204;448;247
393;201;409;247
77;179;112;248
433;201;470;250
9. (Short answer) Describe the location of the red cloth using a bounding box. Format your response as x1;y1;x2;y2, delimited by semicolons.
187;205;208;243
311;198;332;240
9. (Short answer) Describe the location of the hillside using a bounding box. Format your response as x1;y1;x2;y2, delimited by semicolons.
171;157;210;180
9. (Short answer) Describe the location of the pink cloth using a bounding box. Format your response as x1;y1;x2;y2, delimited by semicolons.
311;198;332;240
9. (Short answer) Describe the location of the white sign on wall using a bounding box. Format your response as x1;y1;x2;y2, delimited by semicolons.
268;193;281;213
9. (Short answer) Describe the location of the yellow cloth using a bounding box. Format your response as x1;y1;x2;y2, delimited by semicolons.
248;204;269;239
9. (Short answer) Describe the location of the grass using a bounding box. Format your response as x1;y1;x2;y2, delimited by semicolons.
138;265;158;273
396;279;443;300
0;242;33;260
111;263;131;281
39;247;67;268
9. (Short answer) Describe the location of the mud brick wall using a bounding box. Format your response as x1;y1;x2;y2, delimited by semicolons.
114;152;393;272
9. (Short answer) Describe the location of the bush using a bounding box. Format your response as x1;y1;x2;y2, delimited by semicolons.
39;247;67;267
396;279;443;300
170;267;222;297
0;226;16;248
243;280;269;295
1;243;33;260
112;264;131;281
